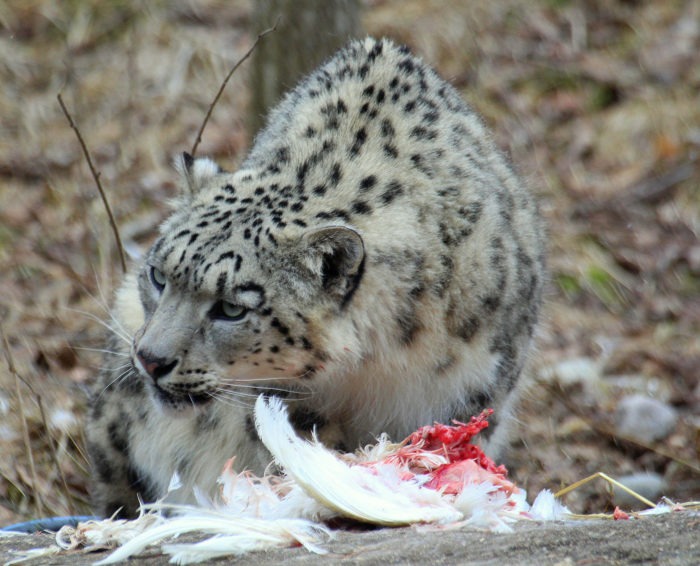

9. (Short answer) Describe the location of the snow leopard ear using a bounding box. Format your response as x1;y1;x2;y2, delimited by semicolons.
175;152;222;196
301;226;365;302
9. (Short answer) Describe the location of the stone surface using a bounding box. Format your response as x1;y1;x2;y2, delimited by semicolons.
614;395;678;444
1;512;698;565
614;473;668;508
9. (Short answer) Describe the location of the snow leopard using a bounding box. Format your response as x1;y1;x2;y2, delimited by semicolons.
86;37;546;518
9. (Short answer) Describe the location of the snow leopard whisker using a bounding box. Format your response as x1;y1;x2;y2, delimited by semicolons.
207;390;252;410
220;374;309;383
210;388;260;401
84;275;135;340
96;365;134;400
63;295;130;334
218;375;303;385
217;378;313;396
74;346;131;357
212;386;289;401
66;307;132;345
74;356;133;373
216;384;313;401
89;362;133;373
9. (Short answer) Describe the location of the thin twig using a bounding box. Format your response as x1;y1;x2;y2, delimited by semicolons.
2;324;77;514
549;383;700;475
555;471;657;509
190;18;280;157
1;323;44;516
564;498;700;520
572;159;695;218
36;379;76;515
57;93;127;273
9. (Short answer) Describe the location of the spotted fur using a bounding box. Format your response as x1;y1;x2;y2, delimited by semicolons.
87;38;546;518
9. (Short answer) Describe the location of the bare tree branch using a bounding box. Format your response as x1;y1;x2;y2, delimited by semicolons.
190;17;280;158
57;93;127;274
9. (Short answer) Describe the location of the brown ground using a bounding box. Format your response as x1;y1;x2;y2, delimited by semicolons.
0;0;698;554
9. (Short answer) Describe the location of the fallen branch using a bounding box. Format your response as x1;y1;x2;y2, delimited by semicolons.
57;93;127;274
189;18;280;158
549;382;700;475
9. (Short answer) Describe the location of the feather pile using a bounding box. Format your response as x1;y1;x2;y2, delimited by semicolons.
57;396;569;564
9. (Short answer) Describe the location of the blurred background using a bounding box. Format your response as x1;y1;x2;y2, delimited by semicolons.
0;0;698;525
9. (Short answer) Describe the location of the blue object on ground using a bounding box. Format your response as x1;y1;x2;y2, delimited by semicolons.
0;516;99;533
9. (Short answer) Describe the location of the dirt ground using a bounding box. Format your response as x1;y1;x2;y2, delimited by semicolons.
0;0;698;561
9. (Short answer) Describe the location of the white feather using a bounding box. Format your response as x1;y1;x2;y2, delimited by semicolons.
639;504;673;515
55;513;162;551
254;395;462;525
3;546;61;565
528;489;571;521
161;521;329;564
97;513;330;564
168;472;183;493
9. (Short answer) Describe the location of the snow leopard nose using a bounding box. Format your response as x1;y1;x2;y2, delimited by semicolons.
136;350;178;381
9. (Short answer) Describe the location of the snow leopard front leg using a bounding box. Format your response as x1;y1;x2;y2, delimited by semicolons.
86;338;159;518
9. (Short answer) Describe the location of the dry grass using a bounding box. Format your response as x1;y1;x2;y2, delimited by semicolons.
0;0;698;525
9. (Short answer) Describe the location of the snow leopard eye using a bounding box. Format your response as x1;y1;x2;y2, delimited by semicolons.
149;266;166;292
210;300;248;322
